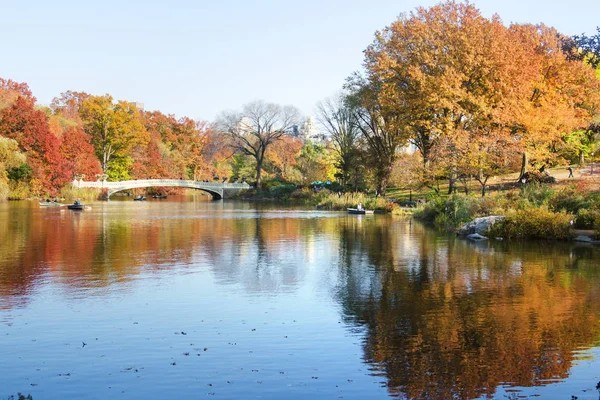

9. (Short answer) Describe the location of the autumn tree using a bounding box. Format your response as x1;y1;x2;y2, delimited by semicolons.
0;78;34;110
389;153;422;199
507;24;600;178
0;97;70;195
59;126;102;179
217;100;300;187
346;74;409;195
357;2;600;189
0;136;26;199
294;141;336;185
316;93;362;188
79;95;148;179
50;91;90;122
265;135;303;182
174;118;210;180
200;129;235;181
358;2;531;193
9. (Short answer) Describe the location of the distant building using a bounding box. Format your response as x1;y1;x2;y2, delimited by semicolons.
297;116;328;144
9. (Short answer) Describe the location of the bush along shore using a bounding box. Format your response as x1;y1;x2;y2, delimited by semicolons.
238;182;414;216
233;179;600;242
412;181;600;241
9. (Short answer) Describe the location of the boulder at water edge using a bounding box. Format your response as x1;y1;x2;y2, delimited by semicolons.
456;216;505;236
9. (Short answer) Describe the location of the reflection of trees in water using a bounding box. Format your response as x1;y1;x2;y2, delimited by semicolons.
0;206;101;310
202;216;313;293
0;203;35;310
0;205;336;308
335;220;600;399
3;205;600;399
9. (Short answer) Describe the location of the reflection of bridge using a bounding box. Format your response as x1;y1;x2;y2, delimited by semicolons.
72;179;251;200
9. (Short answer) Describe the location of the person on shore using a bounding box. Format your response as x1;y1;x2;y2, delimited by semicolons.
568;166;574;178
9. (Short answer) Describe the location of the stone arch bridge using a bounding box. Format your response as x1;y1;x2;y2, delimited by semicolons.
72;179;251;200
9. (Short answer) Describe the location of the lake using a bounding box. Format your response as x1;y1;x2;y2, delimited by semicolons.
1;197;600;399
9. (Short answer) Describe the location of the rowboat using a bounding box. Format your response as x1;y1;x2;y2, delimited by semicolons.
39;201;62;207
348;208;374;215
67;203;85;210
347;208;365;214
134;195;147;201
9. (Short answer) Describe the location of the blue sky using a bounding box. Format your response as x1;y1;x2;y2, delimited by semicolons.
1;0;598;121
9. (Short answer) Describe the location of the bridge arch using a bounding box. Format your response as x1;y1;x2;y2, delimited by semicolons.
72;179;250;200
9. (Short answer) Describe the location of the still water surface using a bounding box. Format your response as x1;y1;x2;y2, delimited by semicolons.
1;198;600;399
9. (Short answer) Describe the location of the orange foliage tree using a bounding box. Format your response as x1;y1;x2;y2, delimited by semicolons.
358;2;600;189
265;135;303;181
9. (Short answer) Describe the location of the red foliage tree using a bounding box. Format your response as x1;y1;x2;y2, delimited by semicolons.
0;97;70;195
60;126;102;180
131;134;176;179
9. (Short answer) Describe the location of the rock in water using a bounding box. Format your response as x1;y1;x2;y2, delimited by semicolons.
457;216;505;236
467;233;488;241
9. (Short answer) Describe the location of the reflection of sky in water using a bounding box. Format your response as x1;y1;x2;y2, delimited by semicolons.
1;200;600;399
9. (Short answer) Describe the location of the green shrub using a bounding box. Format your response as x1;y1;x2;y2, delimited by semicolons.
290;187;315;203
445;195;475;228
268;184;297;200
414;195;475;229
519;183;554;207
413;196;445;225
575;208;600;230
261;177;294;190
434;213;449;227
488;207;573;240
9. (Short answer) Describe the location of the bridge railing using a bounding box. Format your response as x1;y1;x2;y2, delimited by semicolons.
72;179;251;189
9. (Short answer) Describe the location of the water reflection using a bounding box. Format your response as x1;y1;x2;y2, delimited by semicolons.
1;200;600;399
335;219;600;398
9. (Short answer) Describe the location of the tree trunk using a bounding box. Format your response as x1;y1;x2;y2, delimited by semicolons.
518;152;528;181
377;164;393;196
422;148;430;170
255;158;263;188
102;152;109;174
579;150;585;166
478;171;488;197
447;170;456;195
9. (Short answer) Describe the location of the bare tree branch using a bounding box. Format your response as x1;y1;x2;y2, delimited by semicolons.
217;100;301;187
